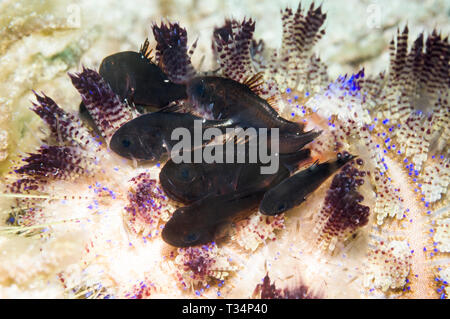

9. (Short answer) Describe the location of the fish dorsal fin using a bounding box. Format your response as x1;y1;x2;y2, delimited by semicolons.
265;95;279;110
139;38;154;63
242;72;265;95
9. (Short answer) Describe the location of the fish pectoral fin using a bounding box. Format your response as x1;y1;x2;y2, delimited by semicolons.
216;126;253;146
157;101;187;114
308;160;320;171
235;134;251;146
210;118;236;130
232;165;246;190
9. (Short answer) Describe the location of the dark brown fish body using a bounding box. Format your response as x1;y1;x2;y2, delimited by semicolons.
99;51;187;107
160;148;310;204
162;187;267;247
160;160;246;204
161;149;312;247
259;152;355;216
79;51;187;133
277;130;321;154
186;76;304;134
109;111;233;161
185;76;320;153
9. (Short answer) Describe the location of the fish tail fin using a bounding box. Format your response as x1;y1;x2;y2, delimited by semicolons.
279;129;322;153
279;148;312;173
302;129;322;144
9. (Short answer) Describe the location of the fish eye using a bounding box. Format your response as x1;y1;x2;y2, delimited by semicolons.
184;232;200;244
181;168;190;179
194;81;206;98
176;166;196;183
121;138;131;148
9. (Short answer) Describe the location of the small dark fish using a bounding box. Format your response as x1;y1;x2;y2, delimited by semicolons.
109;111;232;161
277;130;321;154
79;50;187;133
186;76;305;134
162;187;267;247
98;51;187;107
259;152;355;216
160;147;310;204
